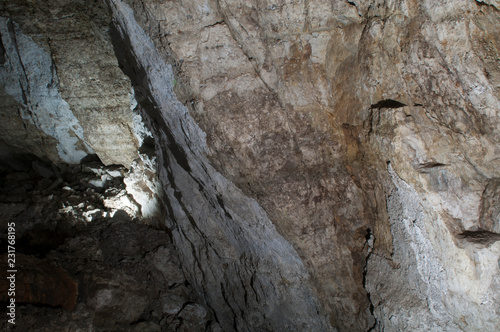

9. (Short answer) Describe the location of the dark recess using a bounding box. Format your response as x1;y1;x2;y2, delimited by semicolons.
370;99;407;109
108;23;191;173
457;230;500;245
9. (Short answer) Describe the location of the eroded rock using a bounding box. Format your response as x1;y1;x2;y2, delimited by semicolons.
0;253;78;310
0;0;139;166
0;158;215;332
1;0;499;331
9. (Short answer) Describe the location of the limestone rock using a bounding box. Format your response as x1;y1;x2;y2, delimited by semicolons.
124;151;164;220
107;0;500;331
0;0;139;166
2;0;500;331
479;178;500;234
0;165;214;331
84;268;148;326
0;17;92;164
108;1;332;331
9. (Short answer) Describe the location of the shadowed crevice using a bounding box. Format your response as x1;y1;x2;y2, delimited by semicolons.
370;99;406;109
457;230;500;246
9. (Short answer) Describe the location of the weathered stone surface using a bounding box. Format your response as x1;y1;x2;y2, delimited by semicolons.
0;163;215;331
0;253;78;310
0;17;92;164
124;148;165;220
108;1;332;331
479;178;500;233
0;0;138;166
107;0;500;331
2;0;500;331
84;267;148;326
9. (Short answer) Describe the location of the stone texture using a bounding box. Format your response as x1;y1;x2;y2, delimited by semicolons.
1;0;500;331
108;1;332;331
0;161;217;331
0;253;78;310
111;1;371;330
0;17;92;164
0;0;138;166
479;178;500;233
107;0;500;331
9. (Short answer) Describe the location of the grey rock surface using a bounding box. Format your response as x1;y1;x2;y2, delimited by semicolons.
0;17;92;164
0;0;139;166
108;0;500;330
107;1;333;331
1;0;499;331
0;159;217;331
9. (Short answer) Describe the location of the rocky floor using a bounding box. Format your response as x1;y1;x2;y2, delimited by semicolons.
0;155;219;331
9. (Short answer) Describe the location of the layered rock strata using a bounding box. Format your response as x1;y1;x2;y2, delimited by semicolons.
0;0;138;166
107;0;500;330
108;1;331;330
0;0;499;331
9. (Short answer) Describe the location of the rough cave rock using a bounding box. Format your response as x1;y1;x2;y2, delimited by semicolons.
1;0;499;331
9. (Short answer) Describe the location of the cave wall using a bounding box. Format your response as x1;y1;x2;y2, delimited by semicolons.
108;1;331;330
106;0;500;330
0;0;138;166
1;0;499;331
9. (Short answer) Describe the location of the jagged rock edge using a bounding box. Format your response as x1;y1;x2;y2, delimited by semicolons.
105;1;333;331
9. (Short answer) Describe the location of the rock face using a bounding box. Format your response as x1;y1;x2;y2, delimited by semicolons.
108;1;331;331
0;16;92;164
1;0;500;331
0;253;78;310
0;159;216;331
0;0;138;166
107;0;500;330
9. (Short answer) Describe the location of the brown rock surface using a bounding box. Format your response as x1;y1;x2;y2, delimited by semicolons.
0;0;138;166
108;0;500;330
0;253;78;310
1;0;499;331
